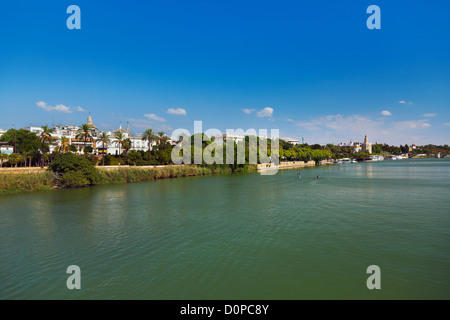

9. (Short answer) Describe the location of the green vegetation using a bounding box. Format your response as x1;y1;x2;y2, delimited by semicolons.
48;153;100;188
76;123;93;153
1;121;448;194
96;165;248;185
0;161;257;194
0;172;54;195
280;146;332;163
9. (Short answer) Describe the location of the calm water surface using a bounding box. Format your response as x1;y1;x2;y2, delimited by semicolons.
1;159;449;299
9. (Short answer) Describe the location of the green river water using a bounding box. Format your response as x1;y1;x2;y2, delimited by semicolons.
1;158;449;299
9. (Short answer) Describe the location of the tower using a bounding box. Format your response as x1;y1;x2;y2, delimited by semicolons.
126;121;130;134
362;134;372;154
86;112;97;129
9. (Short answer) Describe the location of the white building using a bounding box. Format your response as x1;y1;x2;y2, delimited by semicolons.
211;133;245;145
280;137;299;145
0;142;14;155
23;115;162;155
103;122;157;155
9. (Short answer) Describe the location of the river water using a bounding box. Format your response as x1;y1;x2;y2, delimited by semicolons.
1;159;449;299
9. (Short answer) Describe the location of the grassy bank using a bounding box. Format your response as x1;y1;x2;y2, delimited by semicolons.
0;171;55;195
0;165;257;195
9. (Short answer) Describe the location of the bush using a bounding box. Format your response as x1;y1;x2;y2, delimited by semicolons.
136;159;150;166
48;153;99;187
86;154;99;166
60;171;89;188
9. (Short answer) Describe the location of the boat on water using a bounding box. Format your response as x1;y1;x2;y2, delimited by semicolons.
338;158;358;164
366;155;385;162
386;155;404;160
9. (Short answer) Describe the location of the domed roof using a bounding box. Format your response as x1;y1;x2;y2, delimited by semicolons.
87;113;97;129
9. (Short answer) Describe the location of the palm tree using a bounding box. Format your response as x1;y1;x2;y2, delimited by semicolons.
157;131;168;145
57;136;70;154
97;132;111;166
76;124;92;154
114;131;125;166
142;128;156;163
122;138;132;164
40;125;52;167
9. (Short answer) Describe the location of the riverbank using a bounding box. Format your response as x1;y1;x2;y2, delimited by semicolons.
0;161;339;195
0;165;258;195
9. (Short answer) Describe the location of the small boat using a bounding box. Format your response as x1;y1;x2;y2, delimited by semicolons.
342;158;351;163
366;155;385;162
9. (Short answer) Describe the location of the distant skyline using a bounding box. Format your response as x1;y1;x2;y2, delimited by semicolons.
1;0;449;145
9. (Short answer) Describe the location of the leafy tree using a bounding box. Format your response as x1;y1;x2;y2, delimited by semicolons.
372;144;382;154
48;153;99;187
7;153;20;167
0;129;40;157
279;139;294;150
128;150;142;166
0;153;8;166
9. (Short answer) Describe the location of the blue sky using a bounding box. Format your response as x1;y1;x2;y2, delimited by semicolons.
0;0;449;145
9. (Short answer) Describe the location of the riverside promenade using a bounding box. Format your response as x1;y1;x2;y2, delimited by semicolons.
257;160;335;172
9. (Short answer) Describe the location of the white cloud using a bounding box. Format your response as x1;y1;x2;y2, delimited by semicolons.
167;108;186;116
36;101;72;113
297;114;379;133
242;108;255;114
76;106;87;112
399;100;413;105
144;113;166;122
36;101;88;113
295;113;435;145
443;123;450;127
399;100;407;104
256;107;273;117
422;113;437;117
395;120;431;129
381;110;392;116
